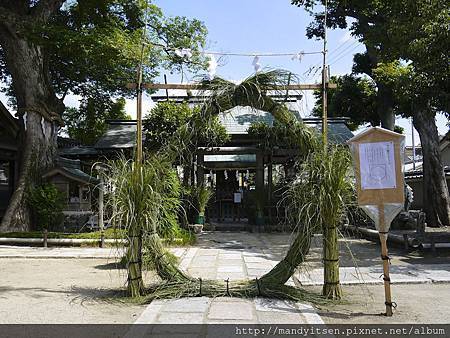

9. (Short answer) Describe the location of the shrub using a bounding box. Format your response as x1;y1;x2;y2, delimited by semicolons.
28;183;65;231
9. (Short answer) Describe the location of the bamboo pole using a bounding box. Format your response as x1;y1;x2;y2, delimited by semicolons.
126;0;148;298
126;83;337;90
43;228;48;248
322;0;328;149
98;173;105;248
136;64;143;166
378;204;393;316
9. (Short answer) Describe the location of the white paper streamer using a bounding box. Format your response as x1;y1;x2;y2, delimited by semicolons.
23;112;27;131
252;55;261;72
175;48;192;60
207;54;217;80
291;51;304;62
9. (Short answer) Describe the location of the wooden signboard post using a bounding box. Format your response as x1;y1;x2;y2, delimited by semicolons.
347;127;405;316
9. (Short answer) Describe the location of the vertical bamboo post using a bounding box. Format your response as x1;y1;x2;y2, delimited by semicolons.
98;173;105;248
43;228;48;248
378;204;393;316
126;2;148;296
136;64;143;166
322;0;328;150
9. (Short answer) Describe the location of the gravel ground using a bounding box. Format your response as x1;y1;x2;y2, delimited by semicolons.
0;258;157;324
308;283;450;324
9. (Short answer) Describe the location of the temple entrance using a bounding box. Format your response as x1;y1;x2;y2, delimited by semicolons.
207;168;255;230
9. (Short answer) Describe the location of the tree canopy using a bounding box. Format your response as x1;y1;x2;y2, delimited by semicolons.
143;101;229;154
0;0;208;106
293;0;450;226
311;75;378;131
63;97;130;145
0;0;210;231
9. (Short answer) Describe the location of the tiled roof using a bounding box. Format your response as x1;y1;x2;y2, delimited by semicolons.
405;165;450;180
219;106;276;135
91;108;353;149
43;157;99;185
94;121;137;149
59;146;99;156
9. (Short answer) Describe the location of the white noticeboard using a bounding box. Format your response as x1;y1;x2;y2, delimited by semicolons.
359;141;397;190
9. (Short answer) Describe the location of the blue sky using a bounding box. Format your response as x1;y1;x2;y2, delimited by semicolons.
0;0;447;144
154;0;361;81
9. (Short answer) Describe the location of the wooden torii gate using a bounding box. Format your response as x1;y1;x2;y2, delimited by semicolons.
127;82;338;162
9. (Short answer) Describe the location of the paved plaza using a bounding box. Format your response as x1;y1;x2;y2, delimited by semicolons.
1;231;449;324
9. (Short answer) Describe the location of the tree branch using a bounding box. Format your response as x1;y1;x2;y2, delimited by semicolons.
30;0;65;22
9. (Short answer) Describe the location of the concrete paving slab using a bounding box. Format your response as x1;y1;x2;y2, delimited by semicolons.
217;259;243;266
254;298;298;313
156;312;205;324
159;297;210;313
246;269;268;277
217;266;244;273
216;272;247;280
207;300;254;320
256;311;305;324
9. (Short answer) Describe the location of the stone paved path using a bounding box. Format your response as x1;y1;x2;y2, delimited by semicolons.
132;297;323;324
173;232;450;286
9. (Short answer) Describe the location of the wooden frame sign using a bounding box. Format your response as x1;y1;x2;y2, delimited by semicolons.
347;127;405;317
348;127;405;208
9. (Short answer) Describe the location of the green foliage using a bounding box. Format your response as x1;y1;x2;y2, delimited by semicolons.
106;155;183;239
382;1;449;94
190;185;213;215
1;1;208;109
394;125;404;134
296;0;449;118
63;97;130;145
144;101;229;154
285;145;354;232
37;1;207;99
144;101;193;152
312;75;379;131
0;228;125;239
28;184;65;231
157;167;183;239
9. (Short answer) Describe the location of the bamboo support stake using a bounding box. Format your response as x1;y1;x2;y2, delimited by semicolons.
98;173;105;248
379;204;393;316
322;0;328;150
136;65;143;166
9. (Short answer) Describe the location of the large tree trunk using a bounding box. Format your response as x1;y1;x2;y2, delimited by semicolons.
413;110;450;227
0;12;64;232
376;83;395;131
365;45;395;131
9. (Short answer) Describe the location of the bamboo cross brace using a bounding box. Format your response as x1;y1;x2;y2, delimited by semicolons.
126;83;337;90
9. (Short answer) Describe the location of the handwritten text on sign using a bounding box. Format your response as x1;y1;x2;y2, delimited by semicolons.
359;141;397;190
